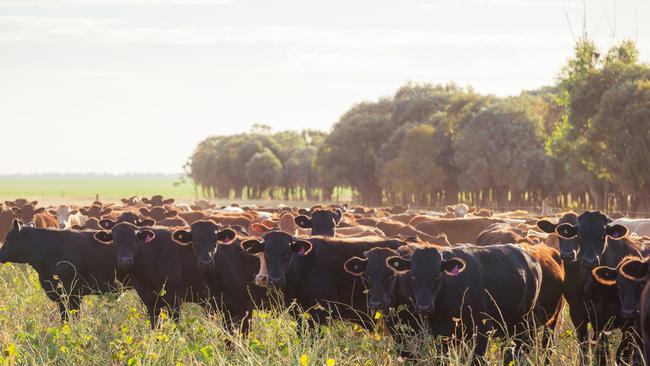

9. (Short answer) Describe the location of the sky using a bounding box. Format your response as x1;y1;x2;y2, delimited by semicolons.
1;0;649;174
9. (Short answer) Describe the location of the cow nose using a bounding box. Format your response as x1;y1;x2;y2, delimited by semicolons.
269;276;285;287
368;299;384;310
561;251;576;262
582;257;599;269
255;274;268;287
197;259;214;271
622;310;639;320
118;258;133;268
59;223;66;229
416;304;433;314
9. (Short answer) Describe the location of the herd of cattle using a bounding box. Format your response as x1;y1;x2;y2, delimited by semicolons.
2;196;650;364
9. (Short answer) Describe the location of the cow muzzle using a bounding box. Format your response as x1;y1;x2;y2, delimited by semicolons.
416;304;434;314
581;256;600;269
560;251;577;263
621;309;639;320
255;274;269;287
197;259;214;271
118;257;134;269
269;276;286;287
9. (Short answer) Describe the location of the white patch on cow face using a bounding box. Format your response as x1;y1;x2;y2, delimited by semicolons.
254;253;269;287
57;205;71;228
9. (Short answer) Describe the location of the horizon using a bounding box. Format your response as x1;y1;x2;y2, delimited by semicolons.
2;0;649;174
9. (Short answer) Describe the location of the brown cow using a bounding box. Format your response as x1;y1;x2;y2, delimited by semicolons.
79;204;112;220
139;207;187;227
415;217;505;245
476;223;523;246
10;204;57;228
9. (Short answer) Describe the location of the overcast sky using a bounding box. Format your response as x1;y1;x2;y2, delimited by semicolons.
1;0;649;174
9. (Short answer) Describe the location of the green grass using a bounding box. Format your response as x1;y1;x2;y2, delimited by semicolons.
0;176;197;204
0;263;625;366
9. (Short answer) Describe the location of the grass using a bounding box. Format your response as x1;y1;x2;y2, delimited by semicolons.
0;262;626;366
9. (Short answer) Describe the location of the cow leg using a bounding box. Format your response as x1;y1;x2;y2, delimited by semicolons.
569;310;590;365
56;295;82;323
471;332;489;365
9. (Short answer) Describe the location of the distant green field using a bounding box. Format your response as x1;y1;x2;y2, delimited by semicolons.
0;176;198;204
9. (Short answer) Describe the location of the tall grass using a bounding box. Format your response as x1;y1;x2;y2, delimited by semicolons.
0;262;628;365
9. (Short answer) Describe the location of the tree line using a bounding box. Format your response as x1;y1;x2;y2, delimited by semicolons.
187;39;650;213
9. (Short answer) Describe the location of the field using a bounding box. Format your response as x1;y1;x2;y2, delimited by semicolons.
0;261;622;366
0;179;628;365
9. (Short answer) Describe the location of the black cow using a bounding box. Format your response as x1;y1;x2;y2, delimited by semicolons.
385;244;542;364
294;208;342;236
344;245;422;360
241;231;405;329
0;219;130;322
171;221;268;336
93;222;210;327
141;195;174;207
551;211;642;365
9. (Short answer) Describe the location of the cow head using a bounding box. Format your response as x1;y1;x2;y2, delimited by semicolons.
537;212;579;263
592;257;648;320
241;231;311;288
48;205;79;229
555;211;627;269
79;204;112;219
344;247;403;312
171;220;236;271
93;222;155;270
142;195;175;207
120;196;140;206
386;247;465;315
444;204;475;218
99;213;155;230
0;219;29;263
294;208;342;236
10;204;45;225
139;207;177;222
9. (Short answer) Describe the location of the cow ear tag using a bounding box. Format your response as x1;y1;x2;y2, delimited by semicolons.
450;265;461;276
297;247;305;255
144;234;154;243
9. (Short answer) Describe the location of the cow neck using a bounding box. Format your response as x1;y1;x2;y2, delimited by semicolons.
21;227;56;268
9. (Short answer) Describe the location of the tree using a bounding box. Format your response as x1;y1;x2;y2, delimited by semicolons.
245;149;282;199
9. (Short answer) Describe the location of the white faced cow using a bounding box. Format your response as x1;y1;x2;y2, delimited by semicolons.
48;205;87;229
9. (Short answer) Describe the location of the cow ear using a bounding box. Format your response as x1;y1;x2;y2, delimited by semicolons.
136;229;155;243
297;208;310;216
620;259;649;281
468;207;477;214
294;215;312;229
216;228;237;244
166;210;178;218
12;219;22;232
10;207;20;214
172;229;192;244
34;207;45;214
556;223;577;239
141;198;150;204
592;266;617;286
251;223;272;234
93;231;113;244
386;256;411;272
333;209;342;223
30;201;38;206
343;257;367;276
241;239;264;254
291;240;312;255
606;224;628;239
138;218;155;227
47;209;57;216
445;205;455;213
71;225;83;230
121;198;129;204
442;258;466;276
99;218;116;230
79;207;89;215
70;209;78;215
100;207;112;216
163;198;175;205
139;208;150;217
536;220;557;234
261;219;276;228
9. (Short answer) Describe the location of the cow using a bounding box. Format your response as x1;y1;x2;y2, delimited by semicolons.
415;217;506;245
443;203;476;218
10;204;58;228
0;206;17;241
48;205;87;229
4;199;37;208
544;211;643;365
294;208;342;236
171;221;269;336
71;217;102;230
120;196;140;207
475;223;523;246
79;204;112;220
0;219;131;322
93;222;209;327
141;195;175;207
241;231;406;330
139;207;188;227
385;244;542;364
